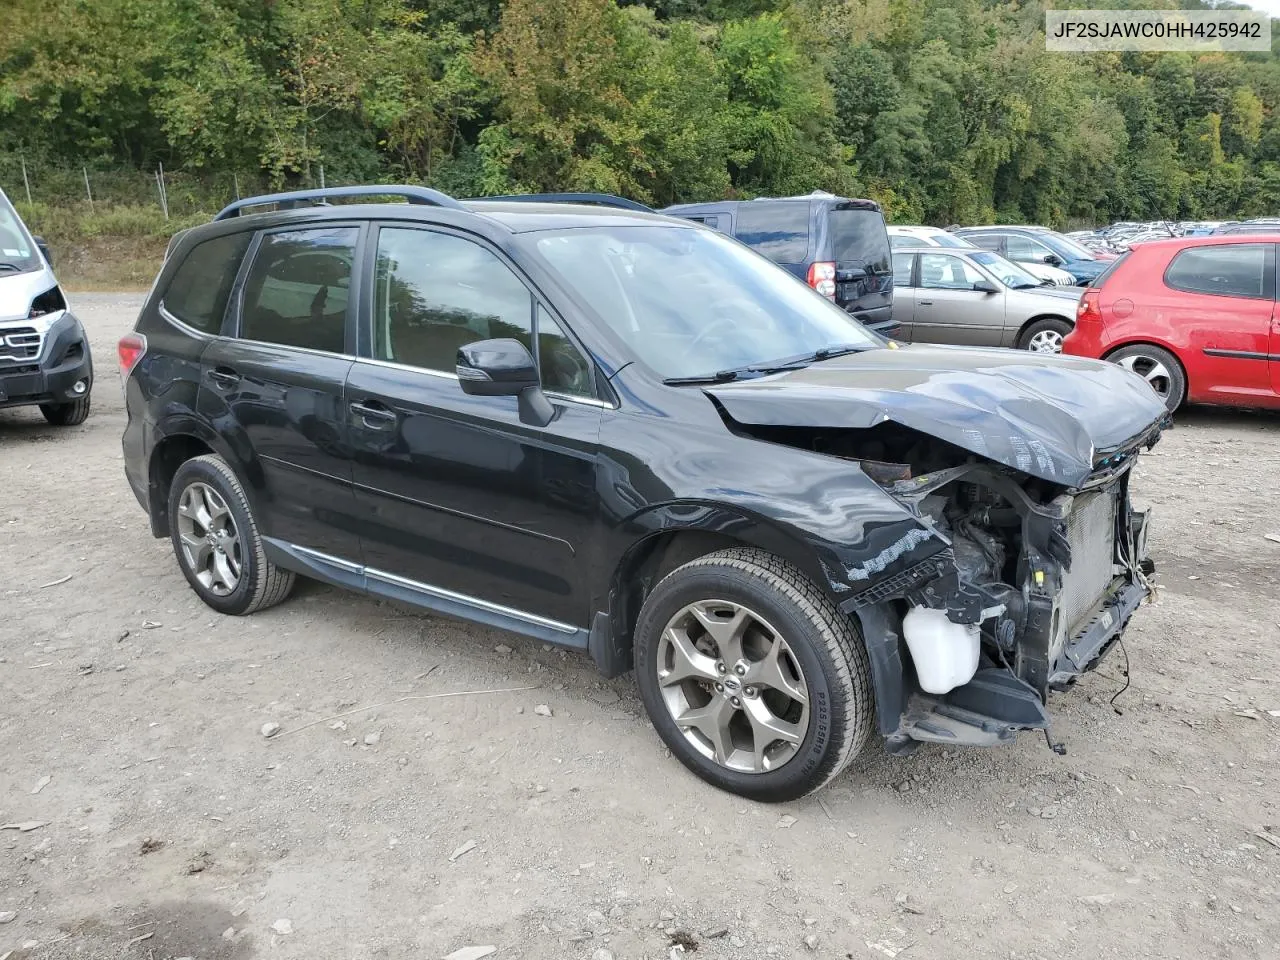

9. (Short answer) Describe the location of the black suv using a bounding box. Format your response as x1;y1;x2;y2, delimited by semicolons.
663;192;896;335
122;186;1167;801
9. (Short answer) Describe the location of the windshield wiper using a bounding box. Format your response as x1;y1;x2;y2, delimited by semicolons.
662;344;874;385
663;369;743;385
0;262;21;273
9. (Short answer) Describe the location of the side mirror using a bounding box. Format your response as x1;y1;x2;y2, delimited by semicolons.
456;338;554;426
1043;253;1062;266
33;235;52;266
972;279;998;294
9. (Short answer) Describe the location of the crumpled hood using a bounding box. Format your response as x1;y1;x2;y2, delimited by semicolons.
706;344;1167;487
0;265;59;322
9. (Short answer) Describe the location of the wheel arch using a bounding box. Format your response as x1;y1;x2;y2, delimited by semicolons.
1102;338;1189;405
591;504;847;678
146;418;261;538
1015;313;1073;349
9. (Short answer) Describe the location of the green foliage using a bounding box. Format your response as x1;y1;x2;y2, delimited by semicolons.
2;0;1280;227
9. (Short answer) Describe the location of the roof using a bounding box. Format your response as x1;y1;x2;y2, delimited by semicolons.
461;200;685;233
197;198;688;238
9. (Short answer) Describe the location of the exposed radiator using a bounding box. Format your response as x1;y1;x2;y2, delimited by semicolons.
1059;489;1119;636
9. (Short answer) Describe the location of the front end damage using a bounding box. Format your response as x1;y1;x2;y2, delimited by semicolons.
704;343;1170;754
839;452;1156;753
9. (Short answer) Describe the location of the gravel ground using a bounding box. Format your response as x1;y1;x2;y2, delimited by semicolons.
2;293;1279;960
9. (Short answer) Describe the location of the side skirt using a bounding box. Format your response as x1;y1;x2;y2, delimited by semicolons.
262;538;591;650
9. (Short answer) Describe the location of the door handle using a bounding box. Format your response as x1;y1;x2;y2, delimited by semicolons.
206;367;241;389
350;400;397;427
918;299;934;306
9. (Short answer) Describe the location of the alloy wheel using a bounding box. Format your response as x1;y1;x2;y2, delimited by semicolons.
655;599;810;774
1026;329;1064;353
1115;353;1173;401
176;481;242;595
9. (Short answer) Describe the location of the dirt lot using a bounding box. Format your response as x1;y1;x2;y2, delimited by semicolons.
2;293;1279;960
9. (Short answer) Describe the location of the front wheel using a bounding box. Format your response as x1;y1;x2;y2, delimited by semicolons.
167;454;295;615
1018;317;1071;354
634;548;874;802
40;395;91;426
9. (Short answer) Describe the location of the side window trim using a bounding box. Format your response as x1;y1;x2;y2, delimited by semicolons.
229;220;367;355
362;222;607;405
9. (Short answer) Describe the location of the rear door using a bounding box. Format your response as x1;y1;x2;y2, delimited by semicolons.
1160;242;1277;403
733;201;810;281
890;251;917;338
912;253;1004;345
827;203;893;326
198;224;364;560
346;223;602;627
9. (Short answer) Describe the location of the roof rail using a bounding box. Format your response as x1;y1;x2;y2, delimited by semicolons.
471;193;653;213
214;185;464;221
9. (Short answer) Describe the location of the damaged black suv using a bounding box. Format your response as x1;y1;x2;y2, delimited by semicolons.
121;186;1167;801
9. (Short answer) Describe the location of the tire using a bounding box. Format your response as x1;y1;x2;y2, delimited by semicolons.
167;454;295;615
39;395;91;426
1017;317;1071;354
1106;343;1186;412
634;547;874;802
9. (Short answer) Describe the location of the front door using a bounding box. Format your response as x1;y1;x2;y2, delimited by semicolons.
911;253;1004;346
346;224;602;627
198;224;364;560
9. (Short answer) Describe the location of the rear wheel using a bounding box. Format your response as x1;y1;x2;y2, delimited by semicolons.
1018;317;1071;354
1107;343;1185;412
40;395;91;426
634;548;874;801
167;454;295;615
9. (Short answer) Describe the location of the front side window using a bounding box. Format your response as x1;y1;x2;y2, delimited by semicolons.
1005;235;1051;262
526;225;879;380
1164;244;1269;299
892;252;916;287
919;254;984;290
164;231;253;334
373;227;532;373
239;227;357;352
734;201;810;263
537;305;593;397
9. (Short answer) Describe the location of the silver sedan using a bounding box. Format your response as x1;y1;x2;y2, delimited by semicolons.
891;247;1083;352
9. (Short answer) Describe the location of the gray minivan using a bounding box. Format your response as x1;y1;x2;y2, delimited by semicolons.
0;189;93;425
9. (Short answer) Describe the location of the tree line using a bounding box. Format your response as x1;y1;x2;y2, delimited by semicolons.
2;0;1279;226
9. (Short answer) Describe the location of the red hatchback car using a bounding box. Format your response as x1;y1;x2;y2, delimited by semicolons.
1063;235;1280;411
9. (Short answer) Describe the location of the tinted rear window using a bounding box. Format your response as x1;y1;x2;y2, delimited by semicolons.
735;201;809;263
1164;244;1269;299
830;208;890;272
162;231;252;334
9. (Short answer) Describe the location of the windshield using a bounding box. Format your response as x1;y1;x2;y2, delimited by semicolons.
830;208;890;272
0;193;40;275
526;226;880;380
970;250;1041;288
1041;231;1096;262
